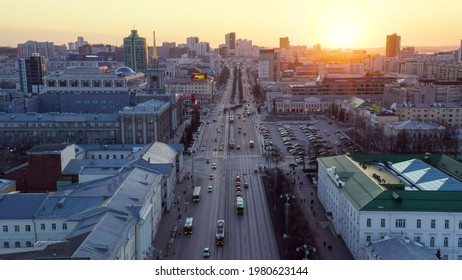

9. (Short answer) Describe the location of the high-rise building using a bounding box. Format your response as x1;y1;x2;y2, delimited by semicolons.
258;49;280;81
17;41;55;59
280;37;290;49
225;32;236;56
123;30;148;73
458;39;462;64
18;53;47;94
386;33;401;57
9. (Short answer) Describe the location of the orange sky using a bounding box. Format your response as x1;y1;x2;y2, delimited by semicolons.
1;0;461;49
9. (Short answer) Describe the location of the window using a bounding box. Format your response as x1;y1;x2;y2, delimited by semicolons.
395;219;406;228
417;219;421;228
366;236;371;242
15;241;20;248
459;220;462;229
431;220;436;229
458;255;462;260
25;225;31;232
3;225;8;232
443;255;448;260
52;223;56;230
41;224;45;230
459;238;462;247
444;237;449;247
381;219;385;228
414;236;421;243
3;242;9;248
62;223;67;230
445;220;449;229
367;219;371;227
430;237;435;247
14;225;19;232
26;241;32;247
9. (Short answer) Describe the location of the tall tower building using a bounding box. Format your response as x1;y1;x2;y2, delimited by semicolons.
458;39;462;64
18;53;47;94
386;33;401;57
146;31;166;95
123;29;148;73
225;32;236;56
280;37;290;50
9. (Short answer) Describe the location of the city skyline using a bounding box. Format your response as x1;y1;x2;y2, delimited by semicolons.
2;0;462;49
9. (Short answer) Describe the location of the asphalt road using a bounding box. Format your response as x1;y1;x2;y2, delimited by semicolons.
155;65;279;260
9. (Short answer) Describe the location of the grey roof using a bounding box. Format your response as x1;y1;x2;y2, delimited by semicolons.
119;99;169;115
34;195;104;219
367;237;439;260
0;193;47;219
131;159;173;174
27;144;70;154
62;159;130;175
69;167;163;259
71;210;136;260
142;142;177;164
0;112;119;123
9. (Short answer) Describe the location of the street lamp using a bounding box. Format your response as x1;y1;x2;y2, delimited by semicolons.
296;244;316;260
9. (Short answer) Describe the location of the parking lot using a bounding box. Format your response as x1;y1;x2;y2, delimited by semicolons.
257;113;362;169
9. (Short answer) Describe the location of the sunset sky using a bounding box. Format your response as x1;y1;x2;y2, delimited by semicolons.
1;0;461;49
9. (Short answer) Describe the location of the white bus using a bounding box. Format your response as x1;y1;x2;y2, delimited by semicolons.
192;186;202;202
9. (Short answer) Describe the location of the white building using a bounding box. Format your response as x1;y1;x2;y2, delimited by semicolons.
317;154;462;260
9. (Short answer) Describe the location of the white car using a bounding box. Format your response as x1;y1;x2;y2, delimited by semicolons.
208;186;213;192
212;163;217;169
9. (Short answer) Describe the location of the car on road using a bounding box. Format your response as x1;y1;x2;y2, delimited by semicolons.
203;247;210;258
208;186;213;192
200;147;205;151
236;176;240;181
244;182;249;188
236;145;240;150
212;163;217;169
208;174;214;180
206;158;210;163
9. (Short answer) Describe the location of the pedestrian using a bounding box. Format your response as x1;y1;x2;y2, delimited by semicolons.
313;211;316;216
300;198;303;203
323;241;326;247
303;198;306;203
178;207;180;212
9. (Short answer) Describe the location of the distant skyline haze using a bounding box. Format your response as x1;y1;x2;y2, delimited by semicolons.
1;0;461;49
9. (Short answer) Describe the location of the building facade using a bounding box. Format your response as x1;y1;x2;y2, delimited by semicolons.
123;30;148;73
18;54;47;94
386;33;401;57
119;99;171;144
317;154;462;260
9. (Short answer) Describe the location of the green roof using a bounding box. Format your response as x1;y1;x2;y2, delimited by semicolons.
317;155;383;210
362;190;462;212
318;154;462;212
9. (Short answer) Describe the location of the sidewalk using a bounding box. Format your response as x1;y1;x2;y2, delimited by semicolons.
292;168;354;260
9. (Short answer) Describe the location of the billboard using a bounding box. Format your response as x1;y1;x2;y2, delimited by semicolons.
191;73;207;80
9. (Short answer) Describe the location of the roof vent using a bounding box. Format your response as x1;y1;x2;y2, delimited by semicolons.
392;192;402;202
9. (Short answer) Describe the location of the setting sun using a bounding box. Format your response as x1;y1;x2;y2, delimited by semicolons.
316;5;369;49
325;21;361;49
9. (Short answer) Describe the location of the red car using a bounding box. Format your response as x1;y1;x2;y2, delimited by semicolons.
235;176;241;182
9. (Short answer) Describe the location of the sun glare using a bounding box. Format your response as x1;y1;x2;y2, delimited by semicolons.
325;21;361;49
316;5;369;49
